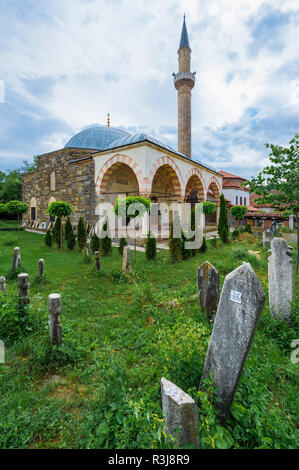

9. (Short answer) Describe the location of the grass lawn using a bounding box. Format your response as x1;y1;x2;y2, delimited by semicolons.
0;228;298;449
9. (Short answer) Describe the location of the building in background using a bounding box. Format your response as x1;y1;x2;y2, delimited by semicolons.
219;171;250;207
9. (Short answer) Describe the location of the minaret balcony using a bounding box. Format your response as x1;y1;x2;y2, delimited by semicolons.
173;71;196;87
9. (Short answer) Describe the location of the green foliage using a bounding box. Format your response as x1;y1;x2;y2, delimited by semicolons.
67;229;76;250
47;201;73;219
77;217;87;250
64;217;73;241
168;216;182;263
45;229;53;247
118;237;128;256
100;218;112;256
218;194;229;243
232;228;240;240
146;231;157;260
52;217;62;247
0;235;18;246
243;223;252;234
6;200;29;218
0;170;22;203
200;236;207;253
114;196;151;220
210;237;217;248
230;205;248;220
90;234;100;253
201;201;216;215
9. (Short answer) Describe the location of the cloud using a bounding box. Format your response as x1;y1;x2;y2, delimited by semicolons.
0;0;298;177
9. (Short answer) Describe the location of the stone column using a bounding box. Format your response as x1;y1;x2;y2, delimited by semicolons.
0;276;7;293
18;273;30;308
289;214;294;230
199;262;265;422
122;246;130;272
38;259;45;280
48;293;62;346
268;238;293;323
197;261;219;318
12;247;21;270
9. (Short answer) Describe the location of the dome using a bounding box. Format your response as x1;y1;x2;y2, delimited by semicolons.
64;125;131;150
105;132;177;153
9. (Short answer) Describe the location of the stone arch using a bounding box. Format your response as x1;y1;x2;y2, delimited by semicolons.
96;154;144;196
184;168;206;202
30;197;37;221
206;176;221;203
50;171;56;191
149;156;184;200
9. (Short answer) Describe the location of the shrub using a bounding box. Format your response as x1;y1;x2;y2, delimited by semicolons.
52;217;62;247
77;217;87;250
232;228;240;240
169;216;182;263
100;218;112;256
146;231;157;260
201;201;216;215
244;224;252;234
210;237;217;248
90;233;100;253
64;217;73;241
221;226;229;244
45;229;53;247
67;228;76;250
114;196;151;222
230;205;248;222
218;194;229;243
0;236;18;246
199;236;207;253
118;237;127;256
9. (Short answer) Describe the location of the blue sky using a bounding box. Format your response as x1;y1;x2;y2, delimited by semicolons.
0;0;298;178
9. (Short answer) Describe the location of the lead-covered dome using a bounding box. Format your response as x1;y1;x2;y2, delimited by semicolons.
64;125;131;150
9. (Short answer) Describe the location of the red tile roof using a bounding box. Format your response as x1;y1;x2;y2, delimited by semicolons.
219;170;247;181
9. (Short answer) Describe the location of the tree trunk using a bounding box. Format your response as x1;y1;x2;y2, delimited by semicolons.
296;215;299;274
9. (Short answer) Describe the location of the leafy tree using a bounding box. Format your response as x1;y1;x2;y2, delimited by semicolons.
0;170;23;204
201;201;216;215
77;217;87;251
230;205;248;224
218;194;229;243
47;201;73;249
45;229;53;247
91;233;100;253
64;217;73;241
118;237;127;256
114;196;151;223
145;231;157;260
245;133;299;271
100;218;112;256
6;200;29;240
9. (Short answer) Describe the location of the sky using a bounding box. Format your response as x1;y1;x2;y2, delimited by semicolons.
0;0;298;178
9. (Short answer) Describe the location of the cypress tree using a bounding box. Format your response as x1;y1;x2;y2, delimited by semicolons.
118;237;128;256
45;229;53;247
67;227;76;250
199;236;207;253
169;215;182;263
145;231;156;260
64;217;73;241
90;233;100;253
218;194;229;243
52;217;62;247
100;218;112;256
77;217;87;250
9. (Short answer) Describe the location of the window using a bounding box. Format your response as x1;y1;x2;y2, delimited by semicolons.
240;196;242;205
50;171;55;191
236;196;238;204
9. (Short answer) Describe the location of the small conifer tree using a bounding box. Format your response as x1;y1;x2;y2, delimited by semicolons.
90;233;100;253
100;218;112;256
52;217;62;247
146;231;156;260
45;229;53;247
169;215;182;263
67;227;76;250
199;236;207;253
218;194;229;243
118;237;128;256
64;217;73;241
77;217;87;250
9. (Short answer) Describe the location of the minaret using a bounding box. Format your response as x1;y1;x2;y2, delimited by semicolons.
173;15;196;159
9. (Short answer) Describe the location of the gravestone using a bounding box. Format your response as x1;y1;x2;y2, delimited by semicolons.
161;377;199;448
18;273;30;308
122;246;130;272
197;261;219;318
12;247;21;270
38;259;45;279
48;294;62;346
289;214;294;231
268;238;293;323
263;229;273;248
0;276;7;293
270;221;277;234
94;251;100;272
199;262;265;423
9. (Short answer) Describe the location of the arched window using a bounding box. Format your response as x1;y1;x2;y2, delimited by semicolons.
236;196;238;204
50;171;56;191
240;196;243;205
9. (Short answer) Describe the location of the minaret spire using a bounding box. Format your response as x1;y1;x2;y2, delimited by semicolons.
173;16;196;159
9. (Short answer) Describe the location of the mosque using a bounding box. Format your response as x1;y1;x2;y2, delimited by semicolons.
22;17;223;232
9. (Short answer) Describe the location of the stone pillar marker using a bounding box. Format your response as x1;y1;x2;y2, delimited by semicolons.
289;214;294;231
12;247;21;270
199;262;265;423
263;229;274;248
197;261;219;318
0;276;7;293
268;237;293;323
161;377;200;449
48;294;62;346
38;259;44;280
94;251;100;272
122;246;130;272
18;273;30;308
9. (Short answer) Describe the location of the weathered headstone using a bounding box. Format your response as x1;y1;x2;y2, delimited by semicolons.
268;238;293;323
94;251;100;272
199;262;265;422
38;259;45;280
18;273;30;308
161;377;200;448
122;246;130;272
0;276;7;293
12;247;21;270
270;221;277;234
48;293;62;346
289;214;294;231
197;261;219;318
263;229;273;248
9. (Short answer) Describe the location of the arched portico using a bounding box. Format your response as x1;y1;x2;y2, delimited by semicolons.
206;177;221;224
184;169;206;208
